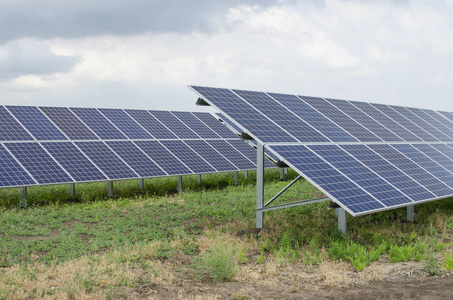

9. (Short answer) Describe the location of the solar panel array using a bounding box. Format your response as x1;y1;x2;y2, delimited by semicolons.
190;86;453;216
0;106;275;189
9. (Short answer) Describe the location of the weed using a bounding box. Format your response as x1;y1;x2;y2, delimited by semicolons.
237;246;247;264
389;244;413;263
193;240;236;283
426;247;440;276
442;252;453;271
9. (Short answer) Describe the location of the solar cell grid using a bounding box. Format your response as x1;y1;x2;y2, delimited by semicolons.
125;110;177;139
184;140;238;172
439;111;453;123
7;106;67;141
406;108;453;140
75;141;138;180
421;109;453;134
267;93;357;142
0;106;34;141
191;86;297;143
5;142;73;184
207;140;256;170
215;113;242;134
0;144;36;187
105;141;166;178
42;142;107;182
40;107;99;140
134;140;193;175
326;99;403;142
412;144;453;170
149;111;200;139
70;107;126;140
233;89;329;143
299;96;382;142
99;109;153;140
172;112;220;139
193;112;239;139
228;140;276;168
160;140;216;173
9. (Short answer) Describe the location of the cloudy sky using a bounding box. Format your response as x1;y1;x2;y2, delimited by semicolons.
1;0;453;112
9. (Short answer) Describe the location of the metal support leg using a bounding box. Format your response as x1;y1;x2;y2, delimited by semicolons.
108;181;113;198
407;205;414;222
22;187;27;208
256;143;265;229
244;171;248;179
70;184;75;196
337;208;346;235
139;178;144;190
280;168;284;180
234;171;238;186
178;176;183;192
197;174;201;184
284;168;288;175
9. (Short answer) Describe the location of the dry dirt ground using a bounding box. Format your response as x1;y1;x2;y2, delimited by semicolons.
124;254;453;300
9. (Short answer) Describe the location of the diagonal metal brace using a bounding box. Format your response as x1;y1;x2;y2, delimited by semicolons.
263;175;302;207
258;197;330;212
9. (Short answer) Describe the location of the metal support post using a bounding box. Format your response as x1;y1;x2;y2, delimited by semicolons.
280;168;284;180
108;181;113;198
22;187;27;208
234;171;238;186
244;170;248;179
139;178;144;190
284;168;288;175
70;184;75;196
337;208;347;235
178;175;183;192
197;174;201;184
256;143;265;229
407;205;414;222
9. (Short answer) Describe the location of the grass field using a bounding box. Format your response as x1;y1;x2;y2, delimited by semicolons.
1;169;453;299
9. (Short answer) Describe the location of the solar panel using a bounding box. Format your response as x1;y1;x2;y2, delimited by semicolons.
70;107;126;140
184;140;238;172
149;111;200;139
40;107;99;140
75;141;138;180
194;112;239;139
171;112;220;139
6;106;67;141
206;140;256;170
4;142;73;184
190;85;453;217
125;109;177;139
226;140;275;168
42;142;107;182
0;144;36;187
99;109;154;140
160;140;216;173
0;106;34;141
214;113;242;135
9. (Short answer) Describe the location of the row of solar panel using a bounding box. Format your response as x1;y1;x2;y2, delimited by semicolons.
0;139;272;188
192;86;453;143
269;143;453;216
0;106;238;141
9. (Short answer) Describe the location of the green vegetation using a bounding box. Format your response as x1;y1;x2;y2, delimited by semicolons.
1;169;453;298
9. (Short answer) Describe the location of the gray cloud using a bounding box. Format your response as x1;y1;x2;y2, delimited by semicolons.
0;0;279;44
0;39;80;79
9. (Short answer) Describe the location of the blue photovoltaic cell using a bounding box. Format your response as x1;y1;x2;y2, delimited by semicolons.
191;86;297;143
42;142;107;182
393;144;453;189
99;109;153;139
300;96;381;142
430;144;453;162
75;141;138;180
125;110;177;139
439;111;453;124
207;140;256;170
5;142;73;184
350;102;421;142
0;144;36;187
413;144;453;170
105;141;166;177
389;106;450;141
7;106;67;141
160;140;216;173
308;144;410;207
172;112;220;139
370;104;438;142
71;108;126;140
40;107;99;140
268;93;357;142
368;144;453;197
184;140;238;172
340;144;434;201
0;106;33;141
233;89;329;143
269;144;384;214
215;113;242;134
134;141;192;175
192;112;239;139
420;109;453;136
149;111;200;139
326;99;403;142
227;140;275;168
